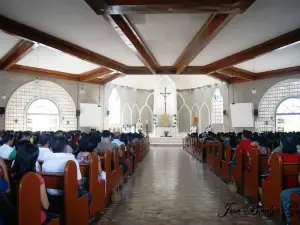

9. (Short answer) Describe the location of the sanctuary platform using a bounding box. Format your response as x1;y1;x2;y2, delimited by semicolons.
149;135;184;146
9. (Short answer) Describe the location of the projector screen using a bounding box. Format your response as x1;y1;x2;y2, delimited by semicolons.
230;103;254;128
80;103;102;127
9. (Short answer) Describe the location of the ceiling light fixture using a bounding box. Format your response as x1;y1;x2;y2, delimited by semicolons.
1;94;7;100
168;8;172;12
80;83;85;94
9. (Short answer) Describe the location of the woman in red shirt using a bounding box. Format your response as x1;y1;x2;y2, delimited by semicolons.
9;143;50;224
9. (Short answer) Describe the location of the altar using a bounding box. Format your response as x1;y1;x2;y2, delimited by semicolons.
154;127;177;137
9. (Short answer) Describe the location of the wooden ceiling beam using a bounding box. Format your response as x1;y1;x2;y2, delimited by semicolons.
205;28;300;73
218;67;254;80
105;14;159;74
79;67;114;81
85;0;256;14
210;72;231;83
174;13;236;74
254;66;300;80
181;66;207;74
0;15;127;73
100;73;122;84
0;40;35;70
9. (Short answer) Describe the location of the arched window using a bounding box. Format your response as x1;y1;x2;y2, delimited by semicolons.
6;80;76;131
109;88;120;125
276;98;300;132
27;99;59;131
212;89;223;124
258;79;300;132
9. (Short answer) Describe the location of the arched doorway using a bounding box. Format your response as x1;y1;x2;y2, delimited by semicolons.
26;99;60;131
276;98;300;132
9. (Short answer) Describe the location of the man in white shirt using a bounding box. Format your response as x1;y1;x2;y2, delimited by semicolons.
121;125;127;133
42;136;91;204
136;119;143;133
130;125;136;133
190;125;197;135
0;133;14;159
38;134;53;161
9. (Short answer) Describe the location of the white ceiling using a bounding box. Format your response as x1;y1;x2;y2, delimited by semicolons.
128;14;210;66
0;31;21;59
16;45;100;74
0;0;144;66
111;75;221;90
234;42;300;72
190;0;300;66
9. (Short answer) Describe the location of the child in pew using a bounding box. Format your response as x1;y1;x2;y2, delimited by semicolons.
258;134;300;206
41;136;92;205
76;135;106;185
9;143;53;224
280;173;300;225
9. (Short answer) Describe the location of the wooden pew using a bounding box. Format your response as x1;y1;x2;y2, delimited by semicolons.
79;153;105;216
18;172;59;225
113;147;123;184
207;143;214;169
120;144;130;179
214;143;223;175
97;150;118;204
199;142;208;162
41;161;89;225
127;143;137;170
290;193;300;225
220;145;233;181
262;153;300;210
231;147;244;193
243;148;269;202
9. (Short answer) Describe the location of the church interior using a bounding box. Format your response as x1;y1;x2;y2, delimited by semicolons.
1;0;300;224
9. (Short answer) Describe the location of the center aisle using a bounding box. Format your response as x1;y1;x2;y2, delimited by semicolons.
99;146;275;225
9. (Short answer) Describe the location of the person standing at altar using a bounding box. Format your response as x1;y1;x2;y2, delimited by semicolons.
130;125;136;133
121;125;127;133
189;125;197;136
126;125;131;133
136;119;143;133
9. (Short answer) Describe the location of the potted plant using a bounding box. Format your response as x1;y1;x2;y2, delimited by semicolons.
163;131;169;137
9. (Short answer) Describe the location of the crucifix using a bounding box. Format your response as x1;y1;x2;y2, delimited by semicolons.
160;87;171;114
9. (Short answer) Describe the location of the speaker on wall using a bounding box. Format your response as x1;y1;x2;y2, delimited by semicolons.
0;107;5;115
107;110;110;116
223;110;227;116
76;110;81;117
254;109;258;117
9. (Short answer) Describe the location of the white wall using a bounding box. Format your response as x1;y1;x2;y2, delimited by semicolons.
0;71;102;131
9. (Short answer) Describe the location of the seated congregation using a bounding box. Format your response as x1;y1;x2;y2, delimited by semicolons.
0;130;150;225
184;131;300;225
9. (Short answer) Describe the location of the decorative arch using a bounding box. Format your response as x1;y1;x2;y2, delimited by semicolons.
145;92;154;107
178;104;190;133
200;102;210;133
191;103;200;127
132;103;140;125
121;103;132;126
109;88;121;125
5;80;76;131
211;88;223;124
140;104;153;132
258;79;300;132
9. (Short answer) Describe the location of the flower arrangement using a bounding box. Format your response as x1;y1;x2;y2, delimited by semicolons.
163;130;169;137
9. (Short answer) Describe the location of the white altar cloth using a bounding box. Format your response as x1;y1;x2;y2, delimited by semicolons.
154;127;177;137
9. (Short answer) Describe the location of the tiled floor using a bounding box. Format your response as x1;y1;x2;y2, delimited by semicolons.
99;146;277;225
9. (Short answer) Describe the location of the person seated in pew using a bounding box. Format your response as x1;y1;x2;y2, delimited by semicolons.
38;134;53;162
227;135;238;178
258;134;300;206
9;132;31;160
203;131;215;143
280;173;300;225
9;143;51;224
0;133;14;159
256;136;269;156
0;158;10;193
94;130;128;175
65;132;75;154
236;130;252;169
42;136;92;205
77;135;106;183
223;133;230;148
